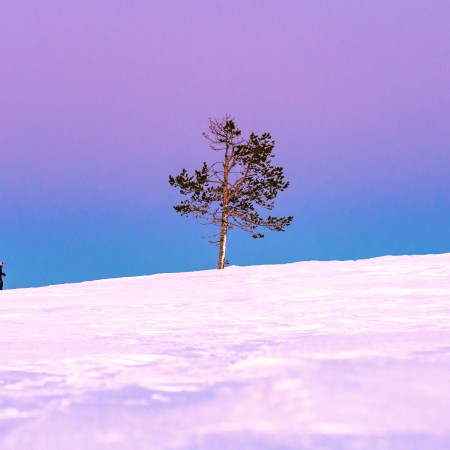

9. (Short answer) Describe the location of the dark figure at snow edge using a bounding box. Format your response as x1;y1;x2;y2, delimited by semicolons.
0;262;6;290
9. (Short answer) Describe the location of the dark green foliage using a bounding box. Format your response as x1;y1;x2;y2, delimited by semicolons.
169;116;293;249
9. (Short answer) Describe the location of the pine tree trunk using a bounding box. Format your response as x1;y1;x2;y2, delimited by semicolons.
218;144;230;270
217;211;228;269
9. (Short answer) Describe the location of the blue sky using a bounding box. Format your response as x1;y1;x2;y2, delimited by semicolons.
1;1;449;288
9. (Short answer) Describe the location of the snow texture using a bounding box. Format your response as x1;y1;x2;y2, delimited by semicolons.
1;254;450;449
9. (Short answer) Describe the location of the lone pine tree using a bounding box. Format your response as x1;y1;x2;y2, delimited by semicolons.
169;116;293;269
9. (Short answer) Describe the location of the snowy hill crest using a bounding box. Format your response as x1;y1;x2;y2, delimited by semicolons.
1;253;450;449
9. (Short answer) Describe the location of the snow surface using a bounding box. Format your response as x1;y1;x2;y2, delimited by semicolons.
1;254;450;449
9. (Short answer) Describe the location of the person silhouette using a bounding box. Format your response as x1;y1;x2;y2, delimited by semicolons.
0;262;6;290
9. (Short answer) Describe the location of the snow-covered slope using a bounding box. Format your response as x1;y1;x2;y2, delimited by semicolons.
1;254;450;449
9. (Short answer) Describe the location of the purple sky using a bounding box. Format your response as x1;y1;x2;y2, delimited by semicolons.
1;1;449;288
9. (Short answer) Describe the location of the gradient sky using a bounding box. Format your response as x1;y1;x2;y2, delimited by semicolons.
1;0;449;289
